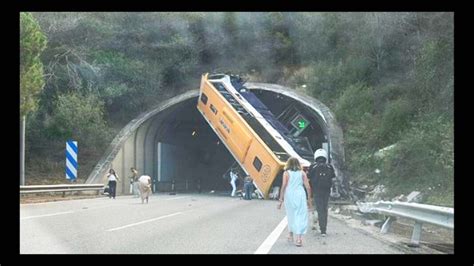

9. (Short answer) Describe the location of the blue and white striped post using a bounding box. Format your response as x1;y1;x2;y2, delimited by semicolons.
66;140;78;181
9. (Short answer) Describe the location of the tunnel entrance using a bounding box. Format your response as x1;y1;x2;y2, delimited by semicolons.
153;90;327;193
87;85;346;198
154;97;234;192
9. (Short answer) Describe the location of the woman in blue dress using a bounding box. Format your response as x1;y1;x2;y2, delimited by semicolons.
277;157;313;247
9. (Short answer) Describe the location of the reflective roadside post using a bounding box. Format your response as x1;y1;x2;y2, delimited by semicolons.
66;140;78;183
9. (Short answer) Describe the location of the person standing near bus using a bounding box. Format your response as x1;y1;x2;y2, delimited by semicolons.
277;157;312;247
107;169;119;199
230;169;238;197
243;175;254;200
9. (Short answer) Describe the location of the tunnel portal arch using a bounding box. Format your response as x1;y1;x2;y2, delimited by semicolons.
86;83;347;198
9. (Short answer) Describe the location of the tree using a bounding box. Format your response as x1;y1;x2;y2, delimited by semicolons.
20;12;47;117
263;12;300;77
20;12;47;185
47;93;110;148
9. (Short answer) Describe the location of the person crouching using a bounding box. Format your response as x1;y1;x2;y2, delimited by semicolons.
138;175;152;204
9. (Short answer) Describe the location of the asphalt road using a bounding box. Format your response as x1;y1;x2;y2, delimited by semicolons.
20;193;402;254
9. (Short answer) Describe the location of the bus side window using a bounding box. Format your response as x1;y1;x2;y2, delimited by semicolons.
200;93;208;105
253;156;262;172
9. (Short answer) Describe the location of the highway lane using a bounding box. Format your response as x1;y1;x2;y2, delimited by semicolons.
20;193;402;254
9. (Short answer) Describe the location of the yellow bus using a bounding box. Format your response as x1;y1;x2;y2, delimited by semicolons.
196;73;311;198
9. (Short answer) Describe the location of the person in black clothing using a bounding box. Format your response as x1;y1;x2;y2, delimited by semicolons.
308;149;335;236
243;176;254;200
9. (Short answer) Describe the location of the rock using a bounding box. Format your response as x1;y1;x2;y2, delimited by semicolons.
363;219;383;226
365;185;387;202
406;191;423;203
374;144;397;158
393;194;407;202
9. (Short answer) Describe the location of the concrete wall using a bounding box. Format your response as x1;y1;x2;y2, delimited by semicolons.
86;90;199;194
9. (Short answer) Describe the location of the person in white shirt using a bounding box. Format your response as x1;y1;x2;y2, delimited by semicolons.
230;170;238;197
138;175;152;204
107;169;119;199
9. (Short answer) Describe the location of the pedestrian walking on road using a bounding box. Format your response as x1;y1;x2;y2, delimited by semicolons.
308;148;335;237
138;175;152;204
277;157;312;247
130;167;140;198
107;169;119;199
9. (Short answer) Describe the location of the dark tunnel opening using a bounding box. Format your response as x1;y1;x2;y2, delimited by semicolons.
253;90;328;156
154;97;234;192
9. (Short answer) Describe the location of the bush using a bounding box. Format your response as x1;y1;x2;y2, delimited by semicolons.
411;39;454;115
46;93;112;149
376;98;414;143
334;83;375;128
346;148;383;185
381;116;453;205
307;58;371;106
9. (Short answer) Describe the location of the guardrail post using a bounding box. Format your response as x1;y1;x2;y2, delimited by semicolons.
410;221;423;246
380;216;395;234
62;191;66;197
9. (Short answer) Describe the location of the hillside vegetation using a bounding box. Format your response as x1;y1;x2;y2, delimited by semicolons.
22;12;453;206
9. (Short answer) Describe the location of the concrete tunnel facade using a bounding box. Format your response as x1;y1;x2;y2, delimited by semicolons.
86;82;347;197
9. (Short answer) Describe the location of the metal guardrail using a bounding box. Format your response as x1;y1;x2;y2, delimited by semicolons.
357;201;454;246
20;184;105;197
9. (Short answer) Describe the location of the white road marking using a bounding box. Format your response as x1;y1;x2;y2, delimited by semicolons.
254;216;288;254
21;211;75;220
76;204;121;212
21;203;127;220
165;196;190;201
106;212;184;232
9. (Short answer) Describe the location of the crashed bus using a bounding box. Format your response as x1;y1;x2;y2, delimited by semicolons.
196;73;315;198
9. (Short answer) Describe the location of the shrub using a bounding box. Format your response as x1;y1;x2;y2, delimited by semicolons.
46;92;112;149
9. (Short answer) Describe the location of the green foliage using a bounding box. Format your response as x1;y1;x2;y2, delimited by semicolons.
411;39;454;116
334;83;375;127
26;13;453;205
46;93;111;148
91;50;145;99
306;58;371;105
20;12;47;117
377;98;414;143
264;12;300;67
381;116;453;205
